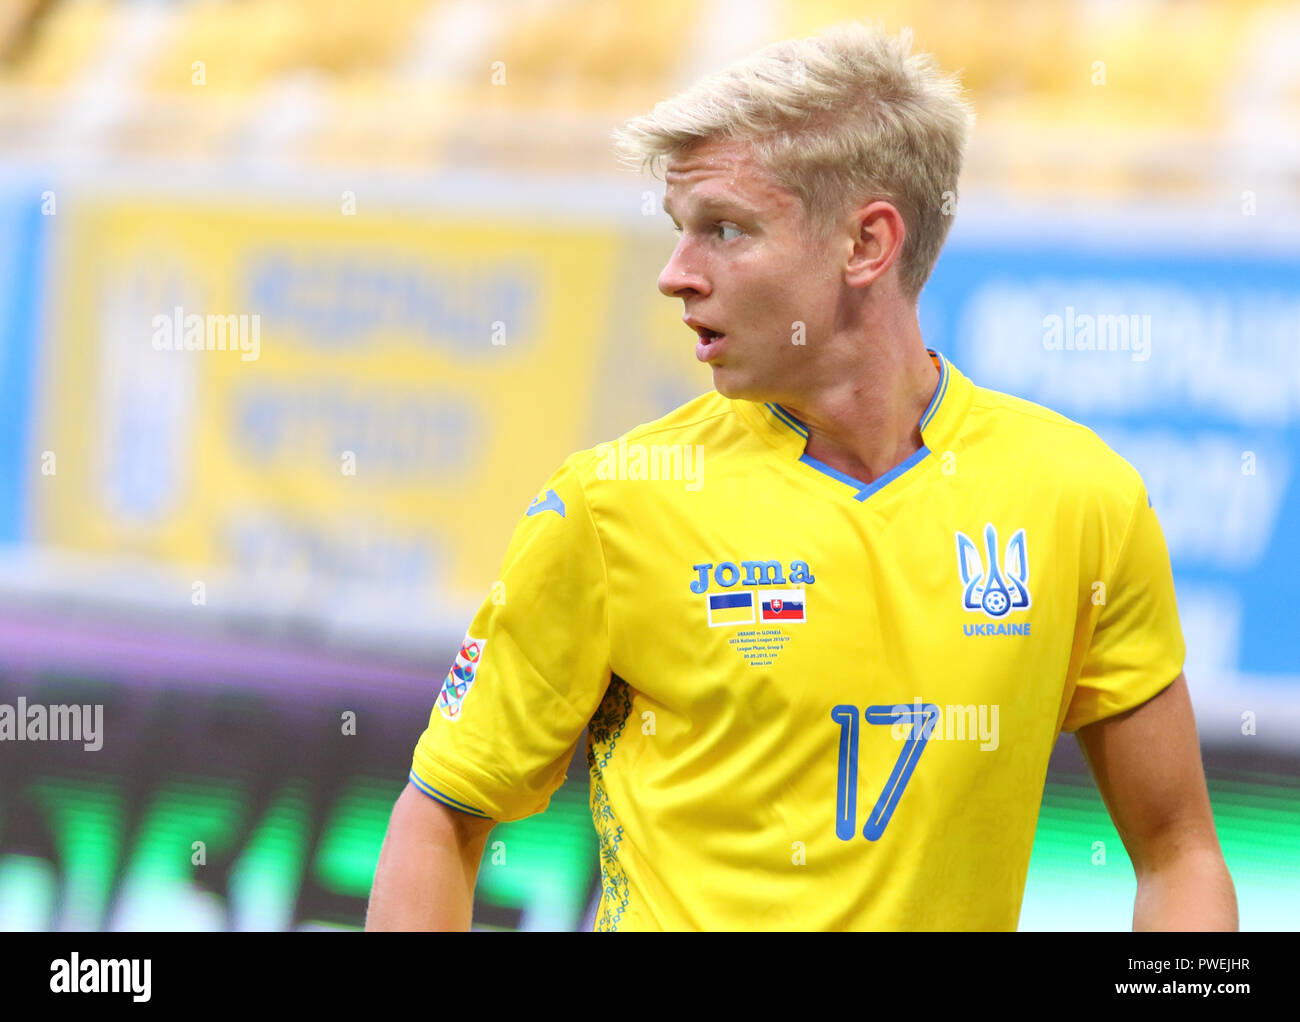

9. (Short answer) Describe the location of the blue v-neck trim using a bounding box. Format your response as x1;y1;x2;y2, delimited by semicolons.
764;401;809;437
799;445;932;501
768;351;950;502
919;353;950;431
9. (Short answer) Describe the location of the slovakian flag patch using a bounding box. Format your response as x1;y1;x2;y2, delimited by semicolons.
436;634;486;721
760;588;806;622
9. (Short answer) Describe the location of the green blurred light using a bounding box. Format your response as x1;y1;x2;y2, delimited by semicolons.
1021;771;1300;930
9;761;1296;931
28;774;126;930
109;775;249;931
313;778;398;897
228;781;312;931
0;855;58;931
475;783;596;931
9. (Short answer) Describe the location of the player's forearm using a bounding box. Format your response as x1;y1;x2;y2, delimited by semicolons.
366;786;490;931
366;833;476;931
1132;847;1237;931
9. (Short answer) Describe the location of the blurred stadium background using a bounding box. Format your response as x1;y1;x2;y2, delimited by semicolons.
0;0;1297;931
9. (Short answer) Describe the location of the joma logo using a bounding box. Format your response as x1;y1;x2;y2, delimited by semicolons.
689;559;815;593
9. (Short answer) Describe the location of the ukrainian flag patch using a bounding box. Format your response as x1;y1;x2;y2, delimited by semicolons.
707;591;755;627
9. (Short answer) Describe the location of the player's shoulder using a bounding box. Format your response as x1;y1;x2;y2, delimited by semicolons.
965;380;1147;505
517;392;737;548
616;389;738;445
561;390;744;477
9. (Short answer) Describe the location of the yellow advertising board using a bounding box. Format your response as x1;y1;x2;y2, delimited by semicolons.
33;198;631;618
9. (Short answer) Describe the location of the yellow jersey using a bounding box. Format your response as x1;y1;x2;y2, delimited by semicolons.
409;350;1185;930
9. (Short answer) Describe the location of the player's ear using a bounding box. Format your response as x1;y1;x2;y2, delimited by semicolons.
843;200;904;289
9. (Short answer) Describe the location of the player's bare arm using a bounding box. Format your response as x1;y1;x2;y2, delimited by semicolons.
1076;672;1237;931
366;782;496;931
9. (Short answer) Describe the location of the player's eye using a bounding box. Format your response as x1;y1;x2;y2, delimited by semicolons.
718;223;743;241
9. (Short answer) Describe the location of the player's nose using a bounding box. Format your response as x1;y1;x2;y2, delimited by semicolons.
658;242;710;299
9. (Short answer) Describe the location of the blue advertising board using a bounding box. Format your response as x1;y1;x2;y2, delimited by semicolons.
0;191;46;543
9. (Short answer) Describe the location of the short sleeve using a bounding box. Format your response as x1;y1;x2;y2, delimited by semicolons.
409;453;611;821
1060;481;1186;732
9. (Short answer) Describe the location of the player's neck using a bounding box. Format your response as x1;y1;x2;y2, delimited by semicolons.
781;327;940;489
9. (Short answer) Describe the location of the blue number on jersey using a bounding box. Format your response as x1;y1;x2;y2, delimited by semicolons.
832;703;939;841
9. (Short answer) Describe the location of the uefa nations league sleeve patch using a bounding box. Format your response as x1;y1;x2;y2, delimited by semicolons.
436;635;486;721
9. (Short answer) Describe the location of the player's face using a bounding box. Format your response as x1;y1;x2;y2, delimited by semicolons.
658;137;841;403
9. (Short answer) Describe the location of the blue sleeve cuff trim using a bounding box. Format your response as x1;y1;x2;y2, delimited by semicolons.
408;770;490;818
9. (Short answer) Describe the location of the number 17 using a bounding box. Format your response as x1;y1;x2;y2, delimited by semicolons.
832;703;938;841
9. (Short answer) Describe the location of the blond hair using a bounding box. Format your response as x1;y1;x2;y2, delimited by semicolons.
611;22;974;300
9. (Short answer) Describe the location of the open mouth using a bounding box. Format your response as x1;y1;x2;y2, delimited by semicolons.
686;319;726;360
